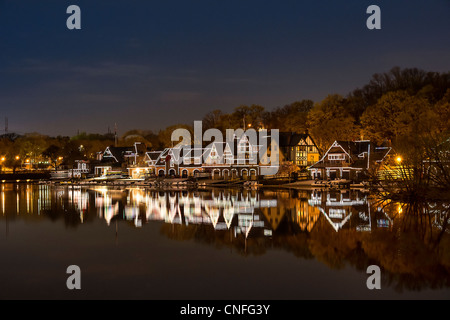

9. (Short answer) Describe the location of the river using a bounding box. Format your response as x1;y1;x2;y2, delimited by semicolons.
0;183;449;299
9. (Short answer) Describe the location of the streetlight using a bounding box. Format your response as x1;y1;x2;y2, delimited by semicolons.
396;156;402;164
15;155;20;161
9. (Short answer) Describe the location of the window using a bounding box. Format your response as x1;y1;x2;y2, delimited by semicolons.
328;154;345;161
295;146;307;165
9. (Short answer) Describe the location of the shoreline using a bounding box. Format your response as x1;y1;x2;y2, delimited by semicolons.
0;176;371;192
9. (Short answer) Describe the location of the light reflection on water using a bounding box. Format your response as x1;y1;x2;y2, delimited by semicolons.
0;183;449;299
0;184;395;237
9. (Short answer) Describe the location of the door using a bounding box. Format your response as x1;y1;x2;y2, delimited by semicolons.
329;170;337;180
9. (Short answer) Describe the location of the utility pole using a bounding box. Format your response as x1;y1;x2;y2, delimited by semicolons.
114;123;118;147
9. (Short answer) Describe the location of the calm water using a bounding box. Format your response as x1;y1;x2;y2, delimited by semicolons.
0;183;449;300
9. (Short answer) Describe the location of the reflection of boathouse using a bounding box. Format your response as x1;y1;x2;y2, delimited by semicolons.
30;186;394;236
259;189;321;233
120;189;279;238
309;190;367;232
308;189;392;232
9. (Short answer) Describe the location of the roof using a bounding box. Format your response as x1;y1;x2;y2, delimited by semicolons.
309;140;391;170
334;140;371;156
146;151;163;161
279;132;310;147
101;146;136;163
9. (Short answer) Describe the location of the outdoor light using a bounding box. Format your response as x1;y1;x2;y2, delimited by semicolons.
15;155;20;160
0;157;5;161
396;156;402;163
58;157;63;160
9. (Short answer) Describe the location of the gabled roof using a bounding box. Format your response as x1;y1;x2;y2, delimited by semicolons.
309;140;391;170
335;140;371;156
155;147;182;164
203;141;227;159
179;147;204;159
279;132;309;146
279;132;319;151
102;146;136;163
146;151;163;162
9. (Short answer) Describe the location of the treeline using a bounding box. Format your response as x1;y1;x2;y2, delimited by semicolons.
200;66;450;153
0;67;449;169
0;132;116;170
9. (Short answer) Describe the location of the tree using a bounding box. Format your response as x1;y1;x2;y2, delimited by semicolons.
350;67;450;109
433;89;450;136
307;94;360;153
265;100;313;132
278;161;300;182
231;105;265;129
15;133;50;168
283;100;313;133
120;131;153;149
202;109;225;130
0;137;22;172
42;145;62;169
157;124;194;148
360;90;446;146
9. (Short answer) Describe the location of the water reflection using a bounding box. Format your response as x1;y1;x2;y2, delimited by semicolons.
0;184;448;236
0;183;449;293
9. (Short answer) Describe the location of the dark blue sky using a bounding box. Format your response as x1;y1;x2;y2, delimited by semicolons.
1;0;449;136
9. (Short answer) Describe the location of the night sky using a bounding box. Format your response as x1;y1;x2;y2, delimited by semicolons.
1;0;449;136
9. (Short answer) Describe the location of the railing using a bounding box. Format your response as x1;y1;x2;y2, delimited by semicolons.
322;160;352;167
